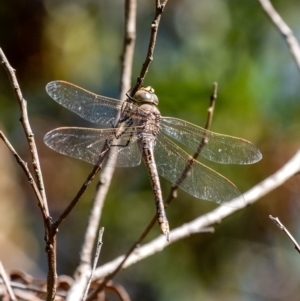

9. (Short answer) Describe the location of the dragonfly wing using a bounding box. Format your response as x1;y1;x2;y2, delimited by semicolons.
44;127;141;167
46;81;123;126
160;117;262;164
154;133;244;206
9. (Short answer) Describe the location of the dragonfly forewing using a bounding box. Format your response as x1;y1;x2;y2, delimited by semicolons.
154;132;244;206
46;81;123;126
44;127;142;167
160;117;262;164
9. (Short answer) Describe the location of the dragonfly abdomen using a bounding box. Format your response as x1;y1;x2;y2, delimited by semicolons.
139;135;169;240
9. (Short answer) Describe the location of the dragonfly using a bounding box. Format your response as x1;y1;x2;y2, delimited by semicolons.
44;81;262;240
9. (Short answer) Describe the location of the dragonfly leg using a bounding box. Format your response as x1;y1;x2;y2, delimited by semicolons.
110;125;136;148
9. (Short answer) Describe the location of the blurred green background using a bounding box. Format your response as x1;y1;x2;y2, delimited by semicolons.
1;0;300;300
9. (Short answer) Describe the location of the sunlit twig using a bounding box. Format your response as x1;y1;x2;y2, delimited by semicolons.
269;215;300;254
82;228;104;301
66;1;137;301
131;0;169;95
0;261;16;301
258;0;300;71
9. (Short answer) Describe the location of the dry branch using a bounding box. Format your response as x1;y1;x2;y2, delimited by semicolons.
92;150;300;278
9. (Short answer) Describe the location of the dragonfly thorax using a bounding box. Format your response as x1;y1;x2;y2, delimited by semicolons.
133;86;159;106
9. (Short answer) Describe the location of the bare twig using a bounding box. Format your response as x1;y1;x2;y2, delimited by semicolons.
0;48;58;301
91;150;300;278
0;131;48;221
131;0;169;95
0;261;16;301
166;82;218;206
82;228;104;301
0;48;48;208
269;215;300;254
258;0;300;71
66;1;137;300
53;162;103;230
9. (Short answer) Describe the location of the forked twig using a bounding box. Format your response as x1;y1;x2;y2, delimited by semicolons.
258;0;300;70
269;215;300;254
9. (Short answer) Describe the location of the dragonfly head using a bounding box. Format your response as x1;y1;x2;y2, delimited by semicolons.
133;86;159;106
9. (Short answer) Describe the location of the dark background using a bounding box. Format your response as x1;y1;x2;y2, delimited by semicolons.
1;1;300;300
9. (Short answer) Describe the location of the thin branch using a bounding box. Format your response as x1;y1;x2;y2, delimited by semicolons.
258;0;300;71
0;49;58;301
65;1;137;300
131;0;169;95
0;261;16;301
82;228;104;301
269;215;300;254
91;149;300;278
0;281;66;298
120;0;137;96
13;290;43;301
0;131;48;221
0;48;48;209
166;82;217;207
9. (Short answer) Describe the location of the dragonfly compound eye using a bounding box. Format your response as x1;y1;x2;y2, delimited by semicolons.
133;87;159;105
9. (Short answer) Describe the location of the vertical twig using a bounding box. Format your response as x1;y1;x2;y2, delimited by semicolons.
65;1;137;300
166;82;217;206
120;0;137;96
82;228;104;301
131;0;169;95
89;150;300;278
0;48;48;209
